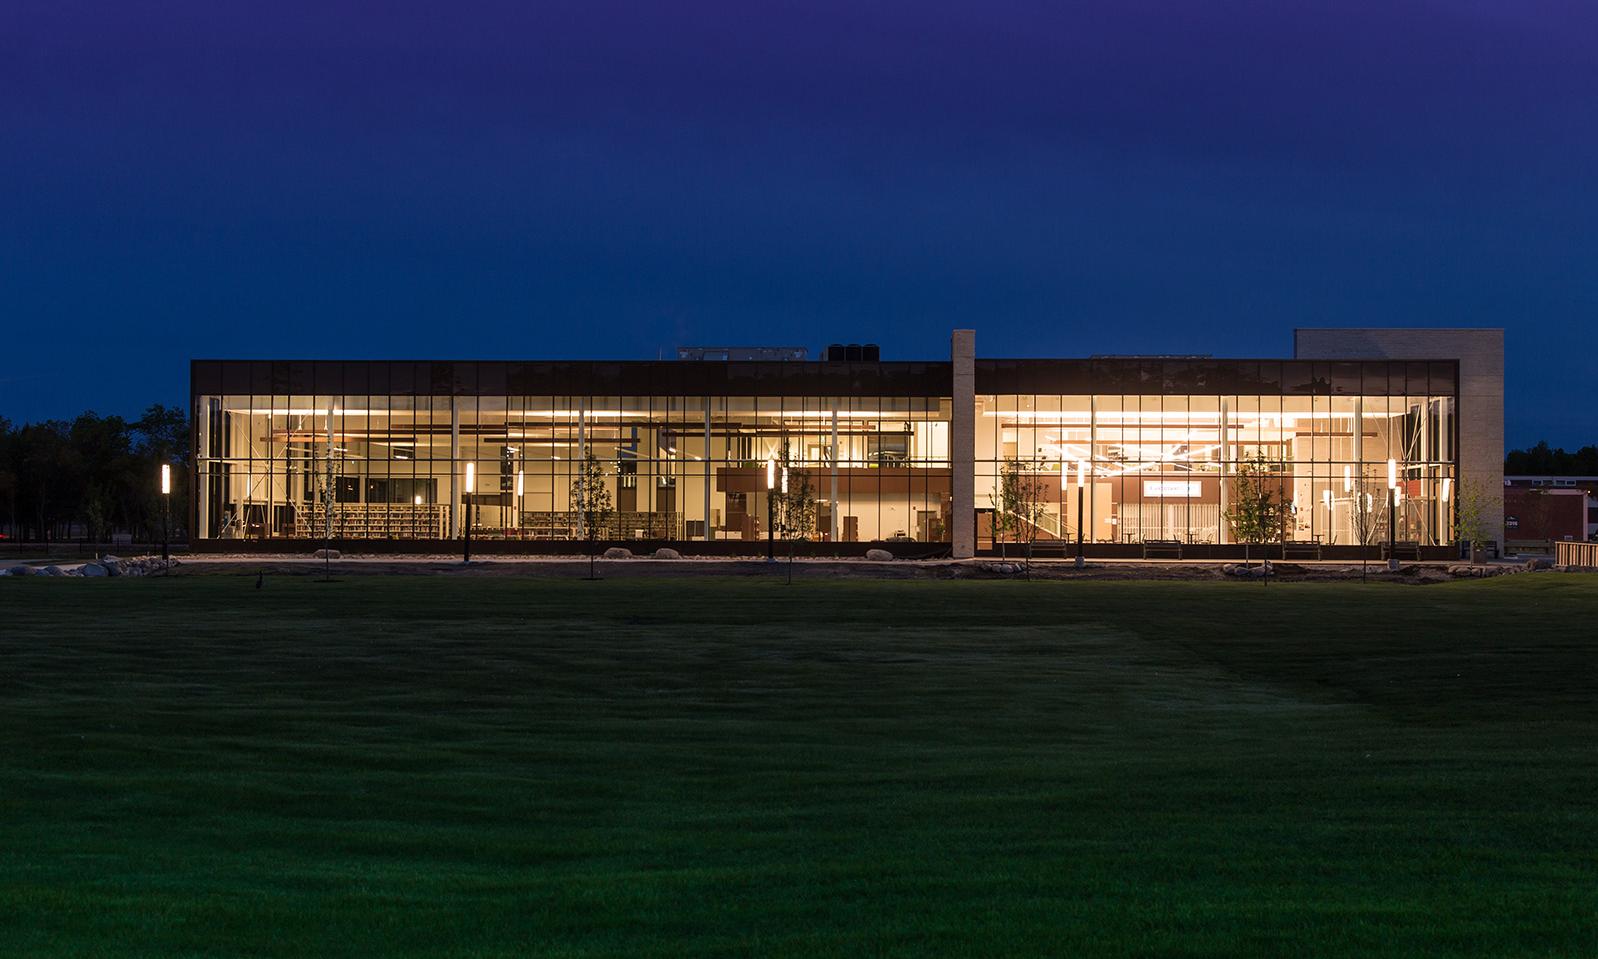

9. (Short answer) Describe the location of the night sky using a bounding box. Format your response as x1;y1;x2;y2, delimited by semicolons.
5;1;1594;446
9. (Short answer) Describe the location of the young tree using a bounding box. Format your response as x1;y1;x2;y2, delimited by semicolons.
1225;451;1290;575
1453;478;1493;565
772;440;817;584
1349;468;1382;582
989;455;1047;572
570;452;614;580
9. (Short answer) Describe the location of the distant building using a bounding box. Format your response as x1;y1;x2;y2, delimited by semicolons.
1504;476;1598;542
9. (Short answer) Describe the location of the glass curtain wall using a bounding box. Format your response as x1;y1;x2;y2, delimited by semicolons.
975;362;1457;548
194;390;952;545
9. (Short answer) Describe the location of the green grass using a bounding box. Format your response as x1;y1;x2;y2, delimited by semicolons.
2;574;1596;957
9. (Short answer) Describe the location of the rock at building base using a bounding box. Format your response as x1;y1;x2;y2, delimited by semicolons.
80;563;109;577
653;547;682;560
9;565;36;577
864;548;894;562
602;547;633;560
313;548;341;560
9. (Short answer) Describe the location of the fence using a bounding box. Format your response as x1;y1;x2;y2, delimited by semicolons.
1554;541;1598;570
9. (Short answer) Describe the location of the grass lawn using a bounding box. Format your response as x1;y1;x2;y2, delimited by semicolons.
2;573;1596;957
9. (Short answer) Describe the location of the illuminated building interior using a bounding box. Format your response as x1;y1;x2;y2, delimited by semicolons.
191;340;1479;557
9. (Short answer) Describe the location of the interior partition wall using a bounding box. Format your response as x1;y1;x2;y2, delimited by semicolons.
974;359;1458;550
191;360;952;549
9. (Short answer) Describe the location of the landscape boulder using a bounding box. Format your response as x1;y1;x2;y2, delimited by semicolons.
41;565;64;577
1524;557;1553;571
8;565;36;577
602;547;633;560
863;548;894;562
652;547;682;560
80;563;109;577
313;548;341;560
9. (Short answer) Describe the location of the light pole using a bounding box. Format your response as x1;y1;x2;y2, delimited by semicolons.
464;461;475;564
1386;457;1398;572
160;463;171;565
515;467;524;539
1075;460;1087;569
765;455;776;562
781;465;792;580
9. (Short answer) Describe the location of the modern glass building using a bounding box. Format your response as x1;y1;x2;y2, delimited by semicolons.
190;328;1504;559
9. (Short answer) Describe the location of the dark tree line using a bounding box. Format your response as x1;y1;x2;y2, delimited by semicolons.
0;406;189;543
1504;441;1598;477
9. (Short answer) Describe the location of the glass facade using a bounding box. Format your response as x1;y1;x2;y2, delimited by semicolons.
190;356;1460;554
975;359;1458;548
191;361;952;546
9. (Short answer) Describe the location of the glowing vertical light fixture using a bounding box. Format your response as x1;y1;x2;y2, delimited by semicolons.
1385;458;1399;571
781;466;789;495
515;469;524;497
159;464;172;565
765;455;777;562
1073;460;1088;568
1440;477;1452;502
1343;465;1352;492
463;462;476;563
1322;489;1332;510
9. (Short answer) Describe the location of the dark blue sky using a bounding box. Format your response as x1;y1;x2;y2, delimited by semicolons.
5;1;1595;446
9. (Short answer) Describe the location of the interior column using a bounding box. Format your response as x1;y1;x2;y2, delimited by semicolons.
830;410;840;543
704;404;713;540
448;398;459;539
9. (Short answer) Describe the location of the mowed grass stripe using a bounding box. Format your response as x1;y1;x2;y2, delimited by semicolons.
1;575;1595;957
